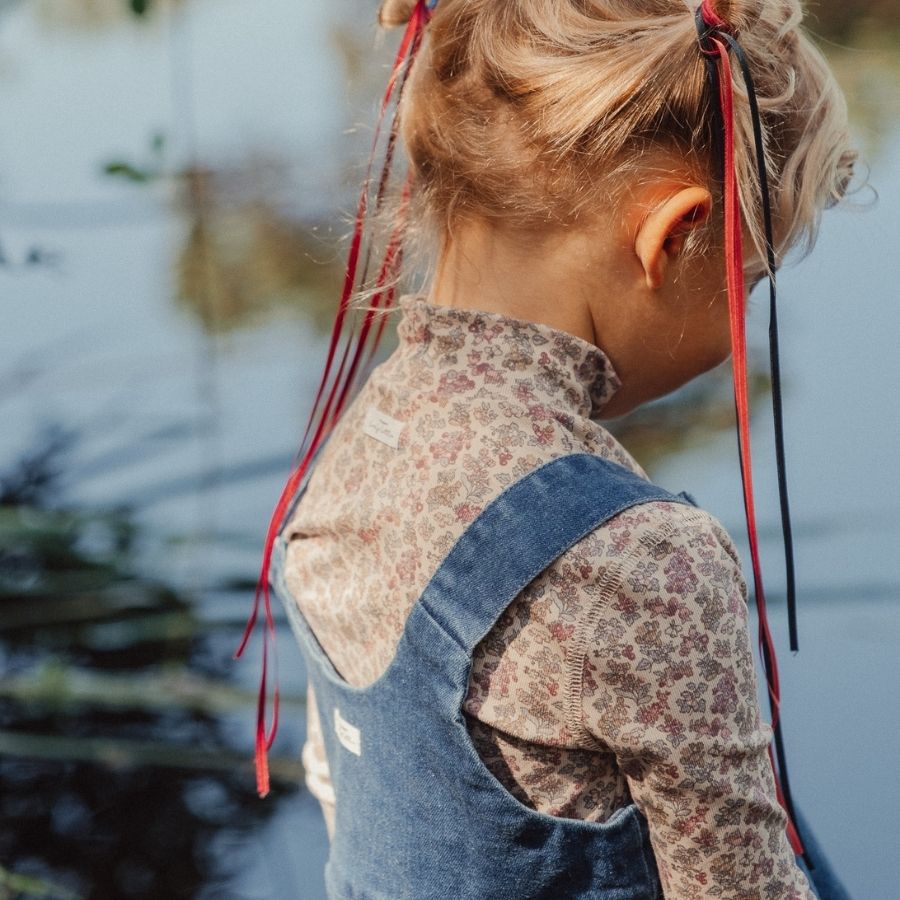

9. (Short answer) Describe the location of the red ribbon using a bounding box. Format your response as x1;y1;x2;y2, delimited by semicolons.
235;0;432;797
698;0;803;857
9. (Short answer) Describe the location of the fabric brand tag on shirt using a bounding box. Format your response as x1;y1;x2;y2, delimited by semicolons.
362;404;404;449
333;706;362;756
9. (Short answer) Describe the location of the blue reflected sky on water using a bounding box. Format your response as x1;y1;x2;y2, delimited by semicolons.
1;1;898;898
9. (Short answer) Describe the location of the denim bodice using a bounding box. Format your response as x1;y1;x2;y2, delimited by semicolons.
268;451;705;899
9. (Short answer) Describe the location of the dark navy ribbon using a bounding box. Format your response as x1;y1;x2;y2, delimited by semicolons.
695;1;807;866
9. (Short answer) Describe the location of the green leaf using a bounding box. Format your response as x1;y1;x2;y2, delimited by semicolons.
102;161;151;183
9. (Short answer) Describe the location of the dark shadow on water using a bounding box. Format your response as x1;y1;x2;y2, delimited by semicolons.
0;425;301;900
0;758;273;900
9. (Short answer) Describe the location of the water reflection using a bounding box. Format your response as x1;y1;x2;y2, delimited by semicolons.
1;425;301;898
174;165;343;335
33;0;184;30
809;0;900;43
825;29;900;160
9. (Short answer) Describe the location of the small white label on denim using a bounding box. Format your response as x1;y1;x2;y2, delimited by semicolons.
362;405;404;449
334;706;362;756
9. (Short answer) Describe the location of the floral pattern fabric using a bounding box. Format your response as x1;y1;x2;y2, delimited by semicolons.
281;293;813;899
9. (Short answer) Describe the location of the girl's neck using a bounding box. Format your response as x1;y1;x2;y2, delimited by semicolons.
422;190;732;420
424;216;606;348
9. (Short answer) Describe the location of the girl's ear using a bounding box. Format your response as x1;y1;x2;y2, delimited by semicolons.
634;187;712;290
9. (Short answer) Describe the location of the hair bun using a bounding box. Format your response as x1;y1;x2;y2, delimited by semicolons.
378;0;417;27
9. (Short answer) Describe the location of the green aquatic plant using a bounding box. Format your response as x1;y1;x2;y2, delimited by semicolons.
0;865;82;900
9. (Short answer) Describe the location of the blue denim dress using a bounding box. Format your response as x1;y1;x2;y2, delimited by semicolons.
269;449;844;899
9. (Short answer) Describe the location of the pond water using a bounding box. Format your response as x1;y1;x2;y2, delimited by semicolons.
1;1;898;898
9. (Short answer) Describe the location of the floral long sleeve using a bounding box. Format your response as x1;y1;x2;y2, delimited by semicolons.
579;502;813;898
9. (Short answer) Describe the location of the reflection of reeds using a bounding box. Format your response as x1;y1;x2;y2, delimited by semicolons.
174;166;345;335
0;731;303;781
0;425;303;897
33;0;183;30
0;424;299;714
1;663;303;715
823;27;900;159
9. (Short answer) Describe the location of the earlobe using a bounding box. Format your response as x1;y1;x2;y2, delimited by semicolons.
634;186;712;290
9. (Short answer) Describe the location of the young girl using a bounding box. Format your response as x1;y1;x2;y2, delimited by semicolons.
243;0;858;896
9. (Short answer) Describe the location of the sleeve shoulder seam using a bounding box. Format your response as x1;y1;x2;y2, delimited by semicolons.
563;499;730;747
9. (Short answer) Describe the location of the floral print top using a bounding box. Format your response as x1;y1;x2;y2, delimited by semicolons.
281;293;814;899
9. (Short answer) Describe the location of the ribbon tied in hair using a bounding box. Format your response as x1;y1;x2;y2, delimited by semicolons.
693;0;806;861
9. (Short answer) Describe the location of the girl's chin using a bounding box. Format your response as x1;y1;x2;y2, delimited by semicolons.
596;392;647;420
600;364;727;419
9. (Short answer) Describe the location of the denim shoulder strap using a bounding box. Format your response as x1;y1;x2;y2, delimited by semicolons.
419;452;692;655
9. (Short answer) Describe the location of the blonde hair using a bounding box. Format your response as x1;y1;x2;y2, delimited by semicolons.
355;0;857;309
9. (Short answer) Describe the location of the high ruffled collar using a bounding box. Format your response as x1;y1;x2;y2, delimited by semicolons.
395;293;621;420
